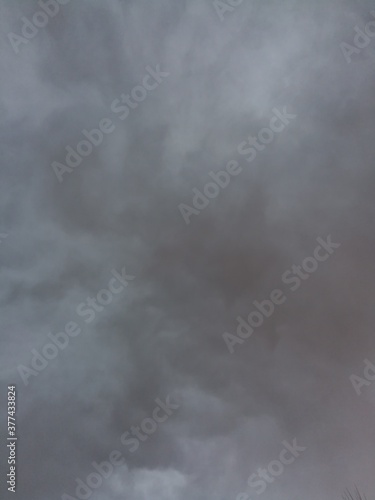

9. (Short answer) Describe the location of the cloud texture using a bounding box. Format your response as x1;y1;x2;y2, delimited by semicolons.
1;0;375;499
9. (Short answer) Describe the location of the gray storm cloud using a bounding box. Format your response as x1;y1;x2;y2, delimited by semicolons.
1;0;375;499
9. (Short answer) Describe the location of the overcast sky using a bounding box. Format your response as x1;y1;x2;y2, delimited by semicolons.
1;0;375;499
